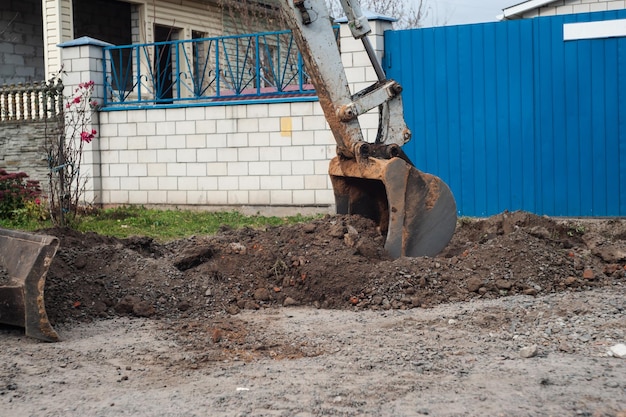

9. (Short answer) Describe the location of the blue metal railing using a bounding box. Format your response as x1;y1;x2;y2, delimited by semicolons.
102;29;321;108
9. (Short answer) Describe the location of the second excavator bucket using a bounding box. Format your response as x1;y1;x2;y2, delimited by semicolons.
330;156;457;258
0;228;60;342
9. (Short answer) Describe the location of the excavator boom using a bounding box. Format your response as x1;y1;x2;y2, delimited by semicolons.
280;0;457;257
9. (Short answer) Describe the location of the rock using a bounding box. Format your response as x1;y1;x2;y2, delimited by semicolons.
528;226;551;239
467;277;483;292
225;305;240;315
283;297;298;307
591;244;626;263
583;269;595;280
495;279;512;290
302;223;316;233
609;343;626;358
253;287;271;302
228;242;247;254
520;345;538;358
344;225;359;247
173;246;214;271
564;276;577;286
114;295;141;314
133;301;155;317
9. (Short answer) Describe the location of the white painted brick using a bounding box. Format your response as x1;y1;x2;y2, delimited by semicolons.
207;133;228;148
168;191;187;204
136;150;156;165
249;190;270;205
269;132;292;147
315;189;335;204
187;190;208;204
304;145;329;161
108;111;127;123
120;177;139;190
238;147;259;162
345;67;366;83
282;146;303;161
207;162;228;176
178;177;197;190
305;174;328;189
187;163;207;176
127;110;146;123
292;160;314;175
314;130;334;145
167;163;187;176
302;115;327;132
157;149;177;163
185;107;205;120
313;102;325;116
205;106;226;120
119;150;138;163
315;160;330;175
293;190;316;205
177;149;196;162
217;119;236;133
249;161;270;175
128;136;147;150
572;4;591;12
139;177;158;190
290;102;314;116
219;176;239;190
148;190;168;204
228;190;249;204
148;136;166;149
227;133;248;147
239;176;260;190
258;117;280;132
198;148;217;162
247;104;269;118
249;132;270;146
292;130;315;146
109;137;128;151
270;161;292;175
101;150;120;163
226;106;247;119
268;103;291;116
260;147;281;161
198;177;218;190
260;176;279;190
237;117;259;132
217;148;238;161
271;190;292;204
166;108;186;121
156;122;176;135
147;163;167;176
227;162;248;176
175;121;196;135
110;164;128;176
282;175;304;190
129;190;148;204
100;124;118;138
101;177;120;190
607;0;625;9
590;3;609;10
109;190;129;204
206;190;229;204
129;164;147;176
196;119;217;134
186;135;206;148
146;109;166;122
159;177;178;190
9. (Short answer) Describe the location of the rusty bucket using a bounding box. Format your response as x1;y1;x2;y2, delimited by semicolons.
0;228;60;341
329;155;457;258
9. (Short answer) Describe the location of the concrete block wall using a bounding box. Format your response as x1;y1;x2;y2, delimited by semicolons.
523;0;626;17
59;18;393;213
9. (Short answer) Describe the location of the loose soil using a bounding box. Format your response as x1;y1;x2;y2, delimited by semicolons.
1;211;625;416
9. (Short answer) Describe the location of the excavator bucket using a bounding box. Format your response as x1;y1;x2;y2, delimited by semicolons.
330;156;457;258
0;228;60;342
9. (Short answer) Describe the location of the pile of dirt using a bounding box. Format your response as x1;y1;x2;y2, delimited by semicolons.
42;210;626;327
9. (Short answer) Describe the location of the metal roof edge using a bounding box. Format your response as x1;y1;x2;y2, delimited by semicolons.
500;0;559;20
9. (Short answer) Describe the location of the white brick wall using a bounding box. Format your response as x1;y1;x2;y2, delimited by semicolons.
61;18;392;213
523;0;626;17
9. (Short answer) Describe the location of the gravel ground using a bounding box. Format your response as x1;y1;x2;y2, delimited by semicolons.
1;287;625;417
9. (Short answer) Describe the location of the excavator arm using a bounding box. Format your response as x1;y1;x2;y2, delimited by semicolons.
279;0;457;257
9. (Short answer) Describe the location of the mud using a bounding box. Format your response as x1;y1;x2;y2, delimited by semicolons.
1;211;625;416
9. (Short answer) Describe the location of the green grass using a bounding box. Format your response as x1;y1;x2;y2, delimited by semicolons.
0;206;318;241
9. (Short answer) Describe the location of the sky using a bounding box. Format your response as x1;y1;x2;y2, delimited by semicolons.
424;0;521;26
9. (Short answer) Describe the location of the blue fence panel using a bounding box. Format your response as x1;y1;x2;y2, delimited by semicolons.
385;11;625;217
